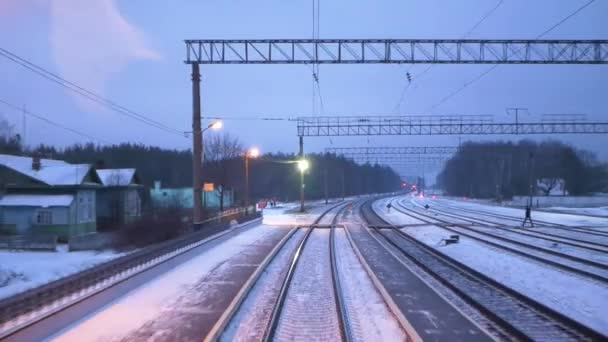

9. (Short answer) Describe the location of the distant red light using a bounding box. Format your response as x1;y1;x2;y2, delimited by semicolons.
432;195;437;199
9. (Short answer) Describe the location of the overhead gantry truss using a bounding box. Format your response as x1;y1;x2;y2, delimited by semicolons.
325;146;459;155
185;39;608;64
349;155;448;164
297;116;608;137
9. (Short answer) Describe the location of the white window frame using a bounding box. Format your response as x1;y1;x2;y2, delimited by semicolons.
35;210;53;225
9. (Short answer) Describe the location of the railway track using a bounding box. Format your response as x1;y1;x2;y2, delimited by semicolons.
392;199;608;284
209;201;352;341
405;199;608;254
361;199;607;341
424;199;608;238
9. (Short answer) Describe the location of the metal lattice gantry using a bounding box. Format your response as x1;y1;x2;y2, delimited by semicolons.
325;146;459;155
185;39;608;64
349;155;448;165
297;115;608;137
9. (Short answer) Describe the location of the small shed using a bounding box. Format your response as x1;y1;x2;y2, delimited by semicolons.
95;168;143;228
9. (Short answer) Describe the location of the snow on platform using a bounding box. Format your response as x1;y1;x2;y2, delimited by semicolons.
262;200;345;226
0;245;124;300
334;228;406;341
374;205;608;335
50;223;276;341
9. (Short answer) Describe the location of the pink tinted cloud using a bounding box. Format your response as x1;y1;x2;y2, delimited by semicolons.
49;0;160;111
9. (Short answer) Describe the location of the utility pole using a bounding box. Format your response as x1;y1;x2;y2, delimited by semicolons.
22;105;27;148
528;151;535;207
299;136;305;212
245;155;250;208
506;107;528;135
324;166;328;204
192;64;203;227
341;168;345;201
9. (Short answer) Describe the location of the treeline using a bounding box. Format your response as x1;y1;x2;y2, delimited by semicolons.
204;152;402;205
1;139;401;204
437;140;608;198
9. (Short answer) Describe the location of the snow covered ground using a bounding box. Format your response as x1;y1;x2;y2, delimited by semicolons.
544;206;608;217
411;196;608;227
0;245;125;300
334;228;406;341
262;199;347;226
50;223;277;341
375;197;608;335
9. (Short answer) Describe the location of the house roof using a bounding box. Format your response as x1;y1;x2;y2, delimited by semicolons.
0;154;96;186
0;194;74;207
96;168;139;187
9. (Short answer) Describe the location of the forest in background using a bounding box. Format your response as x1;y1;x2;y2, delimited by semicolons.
438;140;608;198
0;128;402;206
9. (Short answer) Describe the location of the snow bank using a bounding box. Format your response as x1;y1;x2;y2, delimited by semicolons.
0;245;125;299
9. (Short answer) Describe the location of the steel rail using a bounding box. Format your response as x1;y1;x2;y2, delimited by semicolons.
418;200;608;251
361;199;607;341
400;200;608;272
262;201;349;342
0;209;260;338
427;200;608;237
392;200;608;284
330;206;353;342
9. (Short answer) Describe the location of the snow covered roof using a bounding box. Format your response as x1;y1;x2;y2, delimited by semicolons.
96;169;138;187
0;194;74;207
0;154;95;186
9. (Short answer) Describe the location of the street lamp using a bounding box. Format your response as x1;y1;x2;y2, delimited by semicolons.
297;159;309;212
193;119;223;227
245;147;260;210
204;120;223;132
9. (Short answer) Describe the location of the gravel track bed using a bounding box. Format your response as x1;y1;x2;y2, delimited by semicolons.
274;229;341;341
221;229;306;341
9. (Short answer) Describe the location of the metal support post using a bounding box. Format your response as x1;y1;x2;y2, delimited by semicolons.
245;155;250;209
299;136;305;212
192;64;203;227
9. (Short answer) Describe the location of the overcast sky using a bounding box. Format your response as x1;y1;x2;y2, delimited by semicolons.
0;0;607;176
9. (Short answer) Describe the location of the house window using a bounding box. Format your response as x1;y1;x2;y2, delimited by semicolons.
36;210;52;225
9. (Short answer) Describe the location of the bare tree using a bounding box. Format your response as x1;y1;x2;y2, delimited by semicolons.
203;132;244;210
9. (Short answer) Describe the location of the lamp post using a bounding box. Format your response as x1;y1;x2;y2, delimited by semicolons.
297;159;309;212
192;119;222;226
245;147;260;210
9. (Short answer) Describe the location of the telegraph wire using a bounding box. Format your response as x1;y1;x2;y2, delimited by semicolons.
393;0;505;114
0;97;110;144
0;47;185;137
425;0;596;113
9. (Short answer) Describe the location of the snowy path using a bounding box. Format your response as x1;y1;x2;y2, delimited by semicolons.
274;229;341;341
333;228;406;341
50;224;287;341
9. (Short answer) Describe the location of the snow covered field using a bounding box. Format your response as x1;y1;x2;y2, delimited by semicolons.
375;196;608;335
0;245;125;300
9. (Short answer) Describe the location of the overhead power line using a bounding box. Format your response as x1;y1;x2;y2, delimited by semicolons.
393;0;505;113
0;47;185;137
0;97;110;144
425;0;597;113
